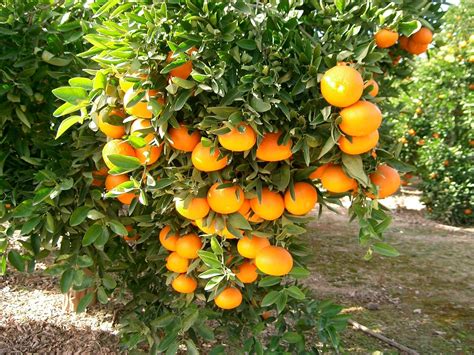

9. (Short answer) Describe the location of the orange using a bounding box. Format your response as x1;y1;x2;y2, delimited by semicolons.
408;129;416;136
284;182;318;216
238;199;251;216
368;165;401;199
207;182;245;214
406;40;429;55
249;187;285;221
218;123;256;152
166;252;189;273
321;165;357;193
130;119;155;143
237;236;270;259
168;123;201;152
195;218;241;239
159;226;179;251
102;139;137;170
135;143;163;165
235;261;258;284
176;233;202;259
309;163;331;180
98;109;126;138
374;29;399;48
256;132;292;162
262;310;273;320
172;274;197;294
166;47;197;80
411;27;433;44
320;66;364;107
123;88;165;119
105;174;137;205
175;197;210;220
339;101;382;137
91;167;108;187
191;143;228;172
214;287;242;310
339;130;379;155
124;225;139;242
464;209;472;216
255;246;293;276
247;212;264;223
365;79;379;97
399;36;409;50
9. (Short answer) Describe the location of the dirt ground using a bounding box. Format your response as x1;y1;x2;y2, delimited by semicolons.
1;192;473;353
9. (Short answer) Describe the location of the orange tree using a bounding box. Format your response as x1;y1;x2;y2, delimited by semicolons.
3;0;445;352
390;1;473;225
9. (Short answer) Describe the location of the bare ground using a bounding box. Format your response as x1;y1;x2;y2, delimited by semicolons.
1;192;473;353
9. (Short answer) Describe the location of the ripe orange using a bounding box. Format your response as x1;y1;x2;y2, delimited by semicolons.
255;246;293;276
374;29;399;48
98;109;126;138
320;66;364;107
432;132;440;139
408;129;416;136
417;139;425;146
464;208;472;216
91;167;108;187
214;287;242;310
207;182;245;214
256;132;292;162
249;187;285;221
124;225;139;241
262;310;273;320
411;27;433;44
339;101;382;137
175;197;210;220
123;88;165;119
406;40;429;55
159;226;179;251
238;199;251;216
320;165;357;193
368;165;401;199
339;130;379;155
172;274;197;293
102;139;137;170
130;119;155;143
191;143;228;172
237;236;270;259
309;163;331;180
135;143;163;165
176;233;202;259
105;174;137;205
399;36;409;50
166;47;197;80
235;261;258;284
166;251;189;273
365;79;379;97
218;123;256;152
168;123;201;152
284;182;318;216
194;218;241;239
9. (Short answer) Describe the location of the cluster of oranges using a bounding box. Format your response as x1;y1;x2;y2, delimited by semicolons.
89;45;402;310
375;26;433;56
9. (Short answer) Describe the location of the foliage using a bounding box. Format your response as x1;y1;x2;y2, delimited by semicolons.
1;0;446;352
391;1;473;225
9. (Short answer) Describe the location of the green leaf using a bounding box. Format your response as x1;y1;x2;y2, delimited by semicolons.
56;115;83;139
182;309;199;331
102;274;117;289
261;290;280;307
151;313;176;328
82;223;103;246
372;242;400;257
68;77;93;90
12;200;34;218
97;286;108;304
334;0;346;13
237;39;257;50
33;187;53;205
318;135;338;159
198;250;221;268
93;71;107;90
172;89;193;111
8;251;25;272
341;153;369;185
210;237;223;255
228;212;252;230
171;77;196;89
20;216;41;235
70;206;91;226
282;331;303;344
108;220;128;236
76;293;94;313
276;292;288;313
185;339;199;355
52;87;88;105
289;266;310;279
107;154;142;169
60;269;75;293
250;96;271;113
286;286;306;300
16;107;31;128
258;276;282;287
399;20;421;37
94;0;120;17
77;255;94;268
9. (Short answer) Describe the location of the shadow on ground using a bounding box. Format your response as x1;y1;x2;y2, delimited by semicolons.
306;206;474;353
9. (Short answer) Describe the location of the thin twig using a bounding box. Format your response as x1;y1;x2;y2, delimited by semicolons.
348;319;420;355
